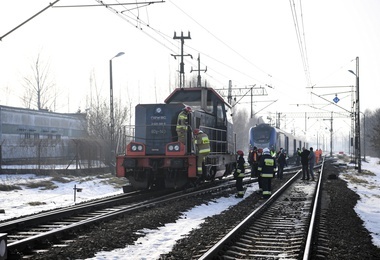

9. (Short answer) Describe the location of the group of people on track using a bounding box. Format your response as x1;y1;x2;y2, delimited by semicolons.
176;105;322;201
239;145;322;199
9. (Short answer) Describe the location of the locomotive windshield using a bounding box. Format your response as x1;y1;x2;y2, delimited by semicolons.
252;127;271;142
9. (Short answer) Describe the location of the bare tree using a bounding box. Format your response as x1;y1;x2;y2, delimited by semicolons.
233;108;260;152
22;52;56;110
84;71;131;167
86;71;130;144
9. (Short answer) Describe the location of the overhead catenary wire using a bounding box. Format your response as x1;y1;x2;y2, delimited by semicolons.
52;1;316;113
289;0;312;88
91;0;267;89
168;0;272;80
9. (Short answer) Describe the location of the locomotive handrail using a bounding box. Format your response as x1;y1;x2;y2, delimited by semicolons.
200;125;230;155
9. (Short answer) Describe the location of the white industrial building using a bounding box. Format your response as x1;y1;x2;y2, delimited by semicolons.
0;105;106;173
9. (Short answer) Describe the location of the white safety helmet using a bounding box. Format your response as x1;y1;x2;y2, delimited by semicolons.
263;148;270;155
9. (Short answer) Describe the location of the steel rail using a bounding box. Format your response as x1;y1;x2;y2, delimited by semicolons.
5;178;240;255
199;169;302;259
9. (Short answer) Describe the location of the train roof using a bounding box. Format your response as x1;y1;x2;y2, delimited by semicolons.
164;87;231;108
252;123;304;140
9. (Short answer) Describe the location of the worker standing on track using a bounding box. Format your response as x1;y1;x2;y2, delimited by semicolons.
308;147;316;181
300;147;310;180
176;106;192;145
258;147;277;199
234;150;246;198
277;149;287;180
315;148;321;164
256;148;264;194
296;148;301;166
193;129;210;176
248;146;259;178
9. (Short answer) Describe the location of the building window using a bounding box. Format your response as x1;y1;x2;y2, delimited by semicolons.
34;133;40;140
56;134;61;140
24;133;31;139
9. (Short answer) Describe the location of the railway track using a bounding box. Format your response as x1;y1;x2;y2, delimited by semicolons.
1;176;244;259
198;162;324;259
1;165;305;259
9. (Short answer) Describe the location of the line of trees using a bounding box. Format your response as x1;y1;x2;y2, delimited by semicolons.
363;109;380;158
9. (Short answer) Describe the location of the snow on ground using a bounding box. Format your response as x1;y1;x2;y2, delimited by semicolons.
88;183;259;260
340;156;380;247
1;156;379;259
0;173;123;221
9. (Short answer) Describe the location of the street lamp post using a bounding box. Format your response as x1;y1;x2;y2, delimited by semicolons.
348;56;361;172
110;51;125;173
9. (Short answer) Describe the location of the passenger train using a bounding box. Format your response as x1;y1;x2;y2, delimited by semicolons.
116;87;237;190
249;123;307;161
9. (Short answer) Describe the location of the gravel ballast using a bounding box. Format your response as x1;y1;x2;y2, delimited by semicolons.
28;160;380;260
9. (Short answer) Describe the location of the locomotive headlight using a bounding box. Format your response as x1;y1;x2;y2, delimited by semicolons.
131;145;137;151
138;145;143;151
166;142;184;155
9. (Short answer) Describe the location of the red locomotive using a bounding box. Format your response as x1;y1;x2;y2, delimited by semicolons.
116;87;237;190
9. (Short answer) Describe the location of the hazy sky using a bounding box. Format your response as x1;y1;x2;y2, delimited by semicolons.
1;0;379;145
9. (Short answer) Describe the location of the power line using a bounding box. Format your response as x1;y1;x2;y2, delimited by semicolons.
168;0;272;79
0;0;61;41
289;0;312;87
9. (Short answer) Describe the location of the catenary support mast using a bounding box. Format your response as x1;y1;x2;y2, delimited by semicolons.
172;31;192;88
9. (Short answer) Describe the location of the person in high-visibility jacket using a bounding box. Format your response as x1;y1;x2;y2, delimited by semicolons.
193;129;210;176
258;147;277;199
176;106;192;144
234;150;246;198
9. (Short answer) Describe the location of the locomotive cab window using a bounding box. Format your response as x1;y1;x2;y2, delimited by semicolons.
216;103;225;126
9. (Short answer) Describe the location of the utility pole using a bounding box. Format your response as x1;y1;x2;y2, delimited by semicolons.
348;56;361;172
190;53;207;87
323;112;334;157
276;112;282;129
172;31;192;88
227;80;232;104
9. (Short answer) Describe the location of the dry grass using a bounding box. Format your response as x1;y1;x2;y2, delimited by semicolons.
51;175;71;183
28;201;47;206
0;184;22;191
342;173;369;185
357;169;376;176
25;180;58;190
100;176;129;188
337;154;351;163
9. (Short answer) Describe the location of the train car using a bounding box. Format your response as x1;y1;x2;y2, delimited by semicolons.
249;123;307;162
116;87;237;190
